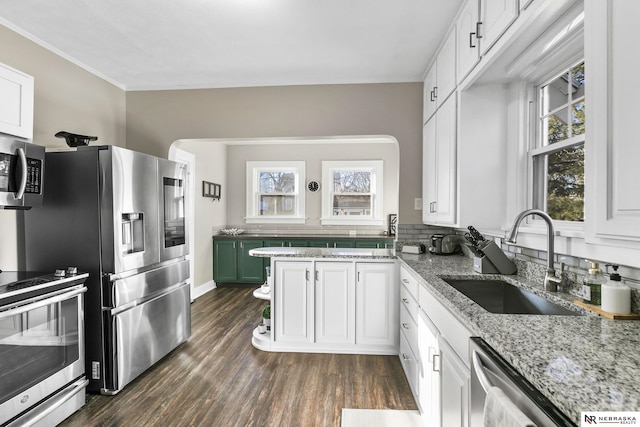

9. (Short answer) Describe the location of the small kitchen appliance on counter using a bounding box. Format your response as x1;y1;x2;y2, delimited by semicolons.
429;234;459;255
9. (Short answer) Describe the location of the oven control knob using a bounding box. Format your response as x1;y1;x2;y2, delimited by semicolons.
66;267;78;275
54;269;66;278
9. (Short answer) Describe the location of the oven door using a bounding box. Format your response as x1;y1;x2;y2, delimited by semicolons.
0;285;86;425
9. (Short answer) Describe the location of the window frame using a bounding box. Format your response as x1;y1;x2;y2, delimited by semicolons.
245;161;306;224
320;160;384;226
529;60;585;223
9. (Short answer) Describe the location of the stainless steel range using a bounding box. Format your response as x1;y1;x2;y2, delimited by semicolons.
0;270;88;427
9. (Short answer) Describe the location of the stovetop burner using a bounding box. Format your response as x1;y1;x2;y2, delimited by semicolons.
0;270;89;306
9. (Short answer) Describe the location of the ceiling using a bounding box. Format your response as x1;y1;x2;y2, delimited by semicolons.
0;0;464;91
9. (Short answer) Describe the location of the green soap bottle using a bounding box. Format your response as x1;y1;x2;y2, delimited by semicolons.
582;260;606;305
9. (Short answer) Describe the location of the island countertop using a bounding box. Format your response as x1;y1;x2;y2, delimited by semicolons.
397;252;640;424
248;246;395;259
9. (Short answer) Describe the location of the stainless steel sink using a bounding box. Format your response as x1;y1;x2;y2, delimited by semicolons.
442;279;580;316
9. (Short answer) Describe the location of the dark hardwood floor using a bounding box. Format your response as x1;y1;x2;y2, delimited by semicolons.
60;286;417;427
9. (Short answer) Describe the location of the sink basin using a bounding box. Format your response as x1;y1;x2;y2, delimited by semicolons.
442;279;579;316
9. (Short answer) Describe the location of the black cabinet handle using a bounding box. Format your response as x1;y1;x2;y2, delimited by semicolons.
476;21;483;38
469;32;476;48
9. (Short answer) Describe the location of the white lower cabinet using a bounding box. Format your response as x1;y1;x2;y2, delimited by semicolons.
439;337;470;427
315;262;355;346
418;311;441;427
271;259;397;353
274;260;314;344
399;263;472;427
356;262;398;349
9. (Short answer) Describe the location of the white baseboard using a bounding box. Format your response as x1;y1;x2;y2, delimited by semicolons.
192;280;217;300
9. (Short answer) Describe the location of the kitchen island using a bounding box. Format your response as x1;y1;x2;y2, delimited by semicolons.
249;247;398;354
397;252;640;425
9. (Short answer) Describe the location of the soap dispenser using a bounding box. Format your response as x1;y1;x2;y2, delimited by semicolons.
601;265;631;314
582;260;606;305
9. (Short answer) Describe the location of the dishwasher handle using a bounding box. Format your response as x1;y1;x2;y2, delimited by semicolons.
472;349;494;394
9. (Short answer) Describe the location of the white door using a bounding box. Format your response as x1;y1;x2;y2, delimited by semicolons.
436;28;457;106
0;63;34;139
355;262;397;348
439;338;470;427
315;262;355;345
434;94;457;225
419;311;441;427
274;261;314;344
479;0;519;56
456;0;481;84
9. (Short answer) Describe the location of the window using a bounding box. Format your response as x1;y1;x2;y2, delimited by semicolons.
321;160;383;225
531;61;585;222
246;161;306;224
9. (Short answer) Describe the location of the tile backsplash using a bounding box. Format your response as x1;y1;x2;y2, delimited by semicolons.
397;223;640;314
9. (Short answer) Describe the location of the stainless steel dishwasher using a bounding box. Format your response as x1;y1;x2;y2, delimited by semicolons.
469;337;577;427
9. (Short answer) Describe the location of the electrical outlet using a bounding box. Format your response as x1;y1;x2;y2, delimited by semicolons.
414;198;423;210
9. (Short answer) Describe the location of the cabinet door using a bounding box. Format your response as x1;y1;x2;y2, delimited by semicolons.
315;262;355;345
423;65;437;124
436;28;457;106
456;0;481;84
586;0;640;243
212;240;238;282
356;263;397;348
434;95;457;225
440;338;470;427
274;261;314;344
479;0;519;56
238;240;266;283
422;117;437;224
0;63;34;139
418;311;441;427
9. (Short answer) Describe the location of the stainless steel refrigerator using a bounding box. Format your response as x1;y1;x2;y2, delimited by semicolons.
22;145;191;394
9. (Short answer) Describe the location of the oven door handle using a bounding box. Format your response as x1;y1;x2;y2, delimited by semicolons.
12;378;89;427
472;349;494;394
15;147;28;201
0;287;87;320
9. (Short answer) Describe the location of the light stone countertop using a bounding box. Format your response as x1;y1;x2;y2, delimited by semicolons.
397;252;640;425
248;246;396;259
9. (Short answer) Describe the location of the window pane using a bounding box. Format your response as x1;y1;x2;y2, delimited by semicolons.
259;172;295;193
332;195;372;216
543;108;569;144
570;63;585;99
259;195;296;215
333;171;371;193
534;145;584;221
571;100;585;136
541;72;569;115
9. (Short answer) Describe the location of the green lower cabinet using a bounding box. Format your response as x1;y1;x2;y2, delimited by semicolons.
213;238;266;284
354;240;393;249
212;240;239;282
238;240;267;282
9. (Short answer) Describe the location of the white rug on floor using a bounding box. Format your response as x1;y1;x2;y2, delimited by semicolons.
341;409;423;427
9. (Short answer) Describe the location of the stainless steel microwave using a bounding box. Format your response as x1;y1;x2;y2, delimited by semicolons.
0;134;45;209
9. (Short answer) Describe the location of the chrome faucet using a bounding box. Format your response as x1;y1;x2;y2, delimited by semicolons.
506;209;563;292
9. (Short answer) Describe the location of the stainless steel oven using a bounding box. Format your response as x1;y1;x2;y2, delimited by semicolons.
0;134;44;210
0;271;88;427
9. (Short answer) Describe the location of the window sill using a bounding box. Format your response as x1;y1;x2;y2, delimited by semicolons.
320;218;384;226
245;217;306;225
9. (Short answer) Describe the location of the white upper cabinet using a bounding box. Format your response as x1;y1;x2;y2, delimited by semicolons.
422;94;457;226
456;0;481;84
585;0;640;244
0;62;34;139
478;0;519;56
423;65;437;124
423;27;457;124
